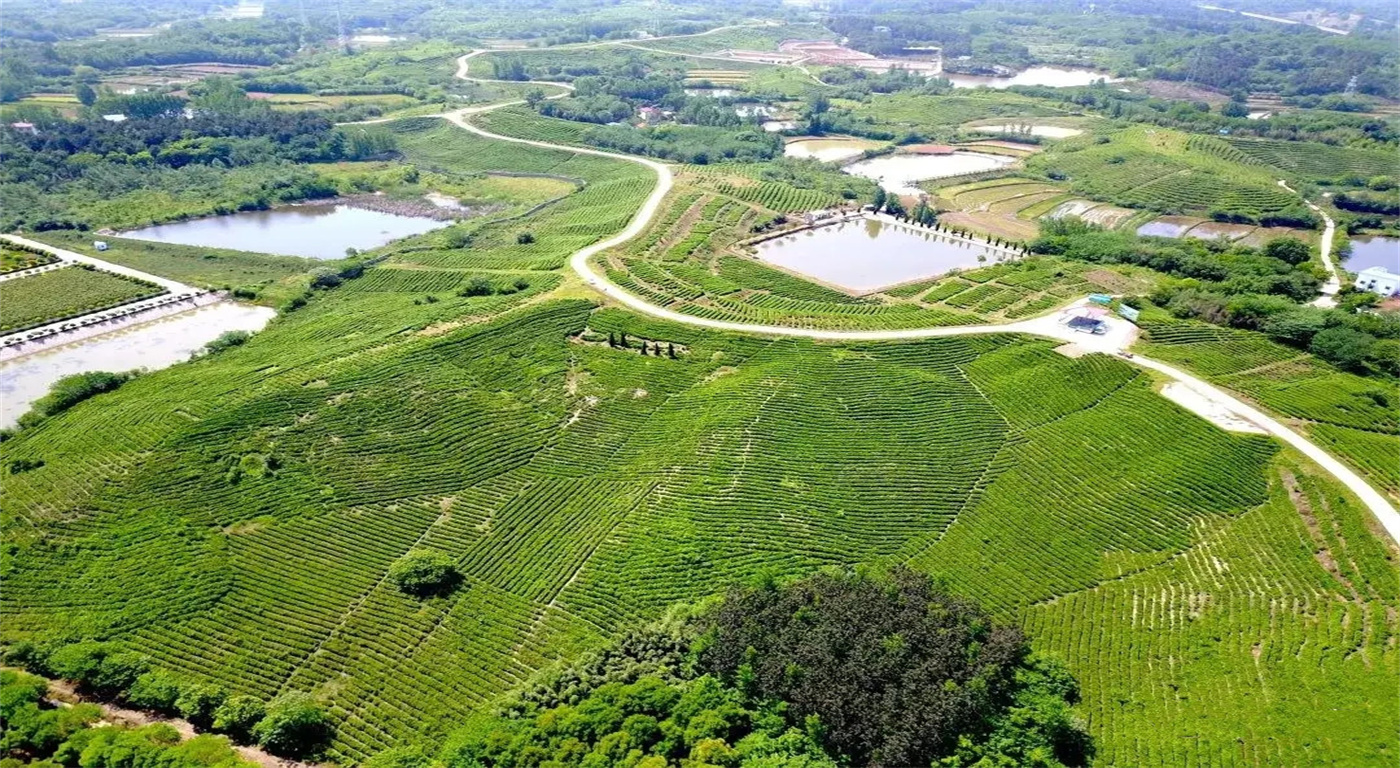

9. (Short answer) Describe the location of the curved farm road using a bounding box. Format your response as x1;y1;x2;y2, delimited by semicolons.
443;55;1400;542
1278;180;1341;307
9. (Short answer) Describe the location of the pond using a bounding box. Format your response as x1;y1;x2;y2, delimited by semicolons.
969;123;1082;138
752;216;1009;294
1136;217;1196;238
122;203;450;260
843;152;1014;195
0;301;275;429
943;66;1121;90
784;138;881;163
1344;236;1400;273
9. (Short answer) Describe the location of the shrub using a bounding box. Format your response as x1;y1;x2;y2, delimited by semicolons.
203;330;251;355
46;643;148;699
176;683;228;730
210;691;264;738
516;231;535;244
387;551;461;597
310;268;343;290
457;277;494;297
1262;237;1311;265
212;695;266;744
253;693;332;758
124;671;184;713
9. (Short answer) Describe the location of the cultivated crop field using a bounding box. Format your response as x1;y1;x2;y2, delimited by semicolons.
1027;127;1302;221
1140;318;1400;500
0;266;165;333
1;106;1396;768
0;245;58;274
3;293;1394;767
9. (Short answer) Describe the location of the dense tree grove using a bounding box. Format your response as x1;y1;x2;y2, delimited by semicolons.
823;0;1400;99
439;569;1090;768
0;83;396;230
1033;218;1322;301
582;124;782;164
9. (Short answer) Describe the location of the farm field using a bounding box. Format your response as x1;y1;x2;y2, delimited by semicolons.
1026;127;1306;222
34;232;321;306
0;266;165;333
3;16;1399;768
0;245;58;274
2;285;1395;766
1138;318;1400;501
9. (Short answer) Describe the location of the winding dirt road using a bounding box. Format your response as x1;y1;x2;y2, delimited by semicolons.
442;52;1400;543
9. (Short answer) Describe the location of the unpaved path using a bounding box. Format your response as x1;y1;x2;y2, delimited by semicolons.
22;673;319;768
1277;180;1340;307
444;50;1400;543
2;234;195;294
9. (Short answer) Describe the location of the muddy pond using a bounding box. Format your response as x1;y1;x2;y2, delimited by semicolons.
1344;236;1399;273
844;152;1015;196
753;216;1010;294
122;203;450;260
0;301;276;428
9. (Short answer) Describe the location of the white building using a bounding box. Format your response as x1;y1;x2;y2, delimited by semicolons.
1355;267;1400;297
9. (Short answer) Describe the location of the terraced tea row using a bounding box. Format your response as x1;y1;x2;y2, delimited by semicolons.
0;265;166;333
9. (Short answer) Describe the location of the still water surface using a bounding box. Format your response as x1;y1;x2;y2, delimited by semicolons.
844;152;1014;195
753;217;1008;294
1344;236;1399;273
123;204;449;260
0;302;275;428
943;66;1121;89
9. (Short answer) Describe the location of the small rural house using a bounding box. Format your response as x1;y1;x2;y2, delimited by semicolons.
1355;266;1400;297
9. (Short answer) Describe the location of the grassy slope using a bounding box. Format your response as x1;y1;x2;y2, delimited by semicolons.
0;266;163;332
1;118;1396;768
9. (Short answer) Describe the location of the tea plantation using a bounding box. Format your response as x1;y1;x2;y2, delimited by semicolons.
1;117;1395;768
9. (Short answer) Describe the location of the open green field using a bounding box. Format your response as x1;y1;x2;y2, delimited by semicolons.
2;117;1395;768
0;266;164;333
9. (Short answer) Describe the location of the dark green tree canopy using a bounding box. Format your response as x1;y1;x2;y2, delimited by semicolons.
388;550;462;597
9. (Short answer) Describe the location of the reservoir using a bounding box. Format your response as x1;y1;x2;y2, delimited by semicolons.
943;65;1122;89
0;301;275;428
1344;236;1399;273
752;216;1010;294
785;137;882;163
844;152;1014;195
122;204;450;260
